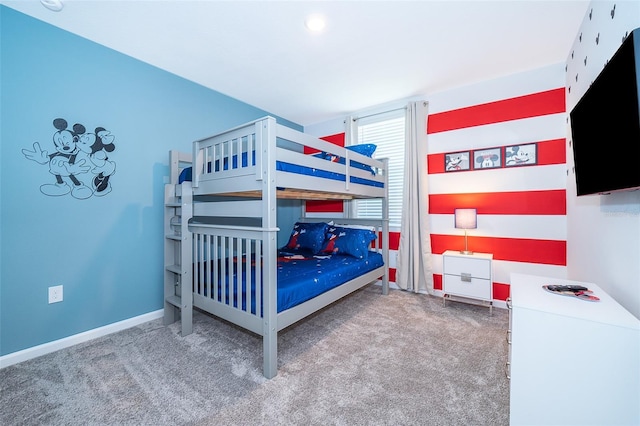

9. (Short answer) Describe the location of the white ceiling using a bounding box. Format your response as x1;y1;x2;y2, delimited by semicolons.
2;0;589;126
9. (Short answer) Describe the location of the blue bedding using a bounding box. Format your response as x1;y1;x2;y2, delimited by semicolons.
178;152;383;188
195;250;384;314
277;250;383;311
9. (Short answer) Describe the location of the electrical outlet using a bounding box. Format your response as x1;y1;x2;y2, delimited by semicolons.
48;285;63;304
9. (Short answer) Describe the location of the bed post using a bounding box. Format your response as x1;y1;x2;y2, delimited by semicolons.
180;182;193;336
259;116;279;379
382;157;390;295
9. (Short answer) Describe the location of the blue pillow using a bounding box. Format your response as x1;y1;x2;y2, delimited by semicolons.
312;144;377;174
319;226;377;259
179;167;192;183
283;222;328;253
347;144;377;157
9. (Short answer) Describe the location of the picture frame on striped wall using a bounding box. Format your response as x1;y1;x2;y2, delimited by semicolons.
444;151;470;172
473;147;502;170
505;143;537;167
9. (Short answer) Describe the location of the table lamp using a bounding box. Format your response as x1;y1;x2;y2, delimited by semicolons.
454;208;477;255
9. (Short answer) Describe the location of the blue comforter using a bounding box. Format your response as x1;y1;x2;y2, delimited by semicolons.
194;250;384;313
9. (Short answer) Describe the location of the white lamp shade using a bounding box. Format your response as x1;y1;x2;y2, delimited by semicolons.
454;208;477;229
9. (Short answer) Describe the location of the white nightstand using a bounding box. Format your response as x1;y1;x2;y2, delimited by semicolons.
442;250;493;313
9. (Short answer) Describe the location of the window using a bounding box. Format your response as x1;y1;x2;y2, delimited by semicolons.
351;110;405;228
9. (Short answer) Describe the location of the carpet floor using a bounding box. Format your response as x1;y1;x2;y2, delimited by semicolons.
1;286;510;425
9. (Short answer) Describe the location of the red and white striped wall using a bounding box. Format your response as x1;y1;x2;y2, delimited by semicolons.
305;64;568;301
428;75;568;302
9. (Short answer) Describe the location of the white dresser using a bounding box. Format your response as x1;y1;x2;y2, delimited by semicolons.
509;273;640;425
442;250;493;312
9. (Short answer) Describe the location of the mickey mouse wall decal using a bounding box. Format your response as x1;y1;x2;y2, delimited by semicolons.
22;118;117;199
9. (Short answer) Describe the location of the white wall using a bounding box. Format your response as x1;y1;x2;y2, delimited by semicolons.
565;1;640;319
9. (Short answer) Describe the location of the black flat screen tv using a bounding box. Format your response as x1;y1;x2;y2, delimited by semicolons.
569;28;640;196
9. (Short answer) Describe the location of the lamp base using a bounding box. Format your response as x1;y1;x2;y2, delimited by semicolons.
459;230;474;255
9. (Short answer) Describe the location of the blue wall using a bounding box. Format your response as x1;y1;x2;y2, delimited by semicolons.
0;6;301;356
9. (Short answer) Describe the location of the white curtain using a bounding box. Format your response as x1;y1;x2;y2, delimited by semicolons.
396;101;433;293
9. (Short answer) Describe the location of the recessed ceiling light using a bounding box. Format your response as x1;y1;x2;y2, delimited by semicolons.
41;0;64;12
305;15;326;32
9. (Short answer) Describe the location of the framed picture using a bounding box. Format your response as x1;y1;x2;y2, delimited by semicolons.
444;151;470;172
505;143;537;167
473;147;501;170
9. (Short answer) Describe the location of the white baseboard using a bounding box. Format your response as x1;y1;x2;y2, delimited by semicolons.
0;309;164;369
492;299;508;310
402;287;507;310
375;282;506;308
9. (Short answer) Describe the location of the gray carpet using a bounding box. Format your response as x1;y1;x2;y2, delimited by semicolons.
1;286;510;425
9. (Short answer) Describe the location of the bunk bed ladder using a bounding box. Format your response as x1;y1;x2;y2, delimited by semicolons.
163;181;194;336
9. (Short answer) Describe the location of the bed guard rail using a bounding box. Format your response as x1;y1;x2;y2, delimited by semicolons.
188;222;279;325
191;117;387;193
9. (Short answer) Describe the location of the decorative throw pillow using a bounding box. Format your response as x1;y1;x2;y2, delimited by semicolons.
347;143;377;158
319;226;377;259
284;222;329;253
312;144;377;174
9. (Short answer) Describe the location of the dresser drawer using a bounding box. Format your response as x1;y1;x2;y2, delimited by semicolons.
443;255;491;279
443;274;492;300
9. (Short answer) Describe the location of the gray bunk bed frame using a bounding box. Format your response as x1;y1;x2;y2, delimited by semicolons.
164;116;389;378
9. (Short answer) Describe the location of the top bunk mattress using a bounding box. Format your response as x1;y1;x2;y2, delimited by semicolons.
177;151;383;189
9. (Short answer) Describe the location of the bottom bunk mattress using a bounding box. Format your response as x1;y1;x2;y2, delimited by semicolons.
194;250;384;314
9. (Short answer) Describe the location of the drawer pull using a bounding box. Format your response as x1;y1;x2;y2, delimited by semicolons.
461;272;472;282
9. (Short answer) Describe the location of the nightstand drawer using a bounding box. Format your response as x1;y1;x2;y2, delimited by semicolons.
443;274;491;300
443;255;491;279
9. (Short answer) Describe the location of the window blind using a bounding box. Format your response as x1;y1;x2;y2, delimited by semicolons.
352;111;405;228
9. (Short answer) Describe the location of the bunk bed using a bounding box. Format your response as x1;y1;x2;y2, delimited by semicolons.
163;116;389;378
